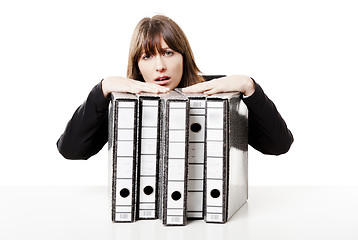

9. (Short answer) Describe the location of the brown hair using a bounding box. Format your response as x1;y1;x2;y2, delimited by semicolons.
127;15;204;87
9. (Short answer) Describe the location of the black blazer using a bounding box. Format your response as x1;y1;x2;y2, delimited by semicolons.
57;76;293;159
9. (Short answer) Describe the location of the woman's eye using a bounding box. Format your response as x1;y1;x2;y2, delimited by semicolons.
164;51;174;56
142;54;152;60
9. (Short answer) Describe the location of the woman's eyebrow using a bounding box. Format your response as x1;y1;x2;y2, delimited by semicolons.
140;46;172;56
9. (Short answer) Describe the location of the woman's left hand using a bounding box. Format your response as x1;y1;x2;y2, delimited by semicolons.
182;75;255;96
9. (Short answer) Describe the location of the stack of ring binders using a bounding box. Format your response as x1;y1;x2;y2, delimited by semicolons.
108;89;248;226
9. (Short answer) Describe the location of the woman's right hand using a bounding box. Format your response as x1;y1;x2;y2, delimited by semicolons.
101;76;170;98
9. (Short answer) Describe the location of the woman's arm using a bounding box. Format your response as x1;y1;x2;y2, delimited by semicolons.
182;75;255;97
183;75;294;155
56;81;110;160
102;76;170;97
57;77;170;160
242;81;293;155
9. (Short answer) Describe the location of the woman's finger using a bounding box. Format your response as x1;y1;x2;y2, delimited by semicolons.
145;83;170;93
203;88;221;96
135;82;169;93
182;81;213;93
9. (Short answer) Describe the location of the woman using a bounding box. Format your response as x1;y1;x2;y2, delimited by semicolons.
57;15;293;160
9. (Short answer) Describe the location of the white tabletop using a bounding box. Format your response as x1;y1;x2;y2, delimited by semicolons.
0;186;357;240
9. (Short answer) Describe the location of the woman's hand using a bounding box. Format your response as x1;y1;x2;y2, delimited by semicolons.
101;76;170;97
182;75;255;96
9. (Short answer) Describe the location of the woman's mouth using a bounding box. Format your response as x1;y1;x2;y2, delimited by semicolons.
154;76;171;85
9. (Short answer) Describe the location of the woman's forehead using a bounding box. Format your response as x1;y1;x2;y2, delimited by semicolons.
141;35;170;54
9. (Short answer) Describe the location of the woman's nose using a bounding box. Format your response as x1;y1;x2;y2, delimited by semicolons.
155;56;166;72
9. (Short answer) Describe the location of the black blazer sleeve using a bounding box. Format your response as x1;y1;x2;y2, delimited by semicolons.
242;81;294;155
56;81;110;160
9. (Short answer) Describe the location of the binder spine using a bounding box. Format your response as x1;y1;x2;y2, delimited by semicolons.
112;99;138;222
205;99;228;223
137;97;160;219
163;100;189;226
187;99;206;219
226;96;249;220
108;100;115;213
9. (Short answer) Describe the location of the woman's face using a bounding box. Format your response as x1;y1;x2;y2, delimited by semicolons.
138;37;183;90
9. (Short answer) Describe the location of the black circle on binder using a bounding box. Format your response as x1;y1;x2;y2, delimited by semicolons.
210;189;221;198
144;186;154;195
171;191;181;201
120;188;130;198
190;122;202;133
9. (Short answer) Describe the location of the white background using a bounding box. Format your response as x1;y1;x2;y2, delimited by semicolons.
0;0;357;186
